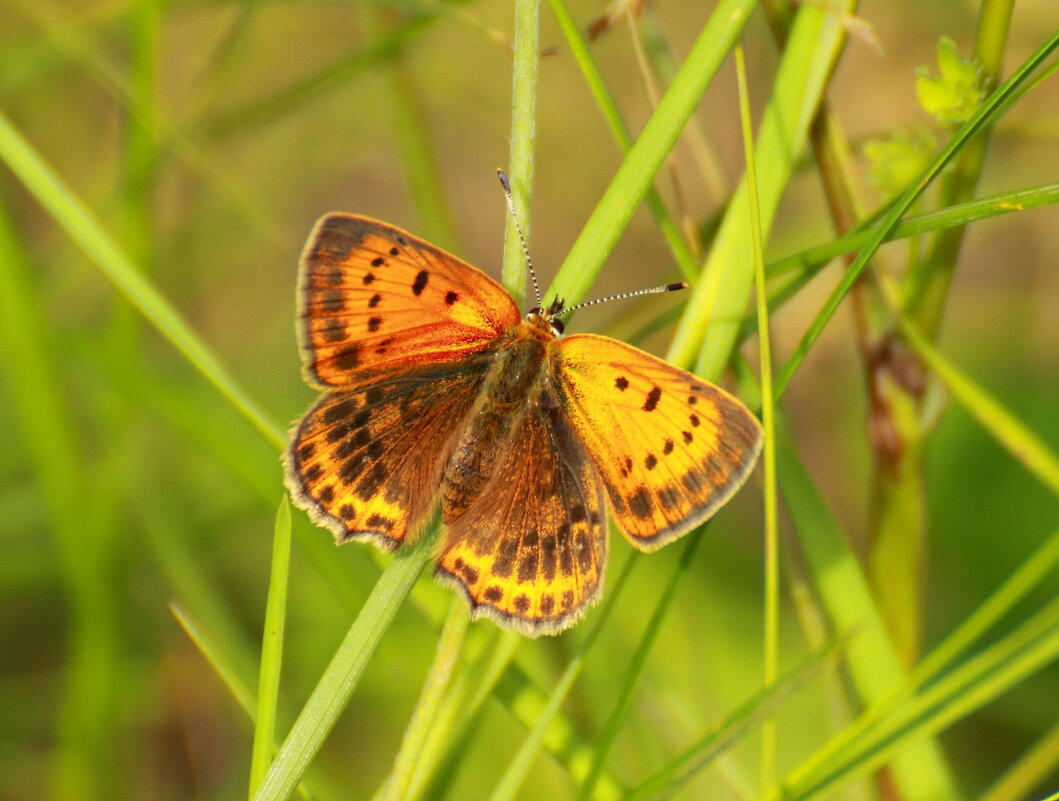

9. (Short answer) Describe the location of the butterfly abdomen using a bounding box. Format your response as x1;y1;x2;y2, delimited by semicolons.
442;330;551;521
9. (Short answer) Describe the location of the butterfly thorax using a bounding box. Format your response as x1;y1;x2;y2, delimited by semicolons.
441;320;560;520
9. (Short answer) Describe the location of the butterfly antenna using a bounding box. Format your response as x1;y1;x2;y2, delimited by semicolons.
560;282;689;316
498;169;542;308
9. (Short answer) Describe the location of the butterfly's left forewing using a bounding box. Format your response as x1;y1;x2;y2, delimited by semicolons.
553;334;762;550
299;214;520;387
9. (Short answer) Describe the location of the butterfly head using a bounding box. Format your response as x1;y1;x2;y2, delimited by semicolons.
526;297;567;337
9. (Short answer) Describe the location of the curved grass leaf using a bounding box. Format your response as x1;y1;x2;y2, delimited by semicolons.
547;0;758;309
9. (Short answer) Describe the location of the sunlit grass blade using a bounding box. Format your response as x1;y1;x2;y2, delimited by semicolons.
776;439;956;798
546;0;697;279
249;497;293;798
466;656;627;801
380;598;469;801
773;28;1059;399
734;41;780;789
251;523;439;801
411;630;523;801
786;524;1059;798
781;595;1059;801
547;0;757;309
764;180;1059;278
486;554;637;801
668;0;857;375
623;641;839;801
574;527;707;801
0;109;285;450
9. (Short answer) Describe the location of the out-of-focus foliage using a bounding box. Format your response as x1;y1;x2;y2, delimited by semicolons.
1;2;1058;801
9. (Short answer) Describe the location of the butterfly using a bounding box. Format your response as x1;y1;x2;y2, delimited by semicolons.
283;208;762;636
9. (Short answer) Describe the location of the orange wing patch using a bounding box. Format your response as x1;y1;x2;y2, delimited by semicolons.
284;363;486;549
553;334;762;550
435;397;607;636
298;214;520;387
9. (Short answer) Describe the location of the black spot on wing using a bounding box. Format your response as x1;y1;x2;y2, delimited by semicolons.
333;345;361;370
412;270;429;296
643;386;662;411
629;486;653;519
484;586;503;602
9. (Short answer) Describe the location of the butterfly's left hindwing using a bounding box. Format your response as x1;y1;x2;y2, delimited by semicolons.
553;334;762;550
299;214;520;387
284;362;488;549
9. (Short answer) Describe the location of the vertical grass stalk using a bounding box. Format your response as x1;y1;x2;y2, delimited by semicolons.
734;42;780;791
501;0;539;302
249;497;293;798
381;598;470;801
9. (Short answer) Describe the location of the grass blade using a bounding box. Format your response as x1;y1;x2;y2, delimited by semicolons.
486;554;637;801
380;598;470;801
734;41;780;788
249;497;294;798
668;0;856;375
251;524;439;801
0;109;285;449
547;0;757;308
625;642;838;801
773;28;1059;399
776;440;956;798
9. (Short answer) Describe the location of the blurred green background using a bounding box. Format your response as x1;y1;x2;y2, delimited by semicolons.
1;1;1058;800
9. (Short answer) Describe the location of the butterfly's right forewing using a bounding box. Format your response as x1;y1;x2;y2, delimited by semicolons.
553;334;762;550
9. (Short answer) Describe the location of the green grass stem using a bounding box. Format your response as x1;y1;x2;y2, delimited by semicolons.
734;42;780;790
773;28;1059;400
381;598;470;801
500;0;539;304
547;0;757;310
252;524;439;801
249;498;294;798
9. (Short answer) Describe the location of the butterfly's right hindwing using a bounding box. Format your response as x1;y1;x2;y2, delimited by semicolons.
435;387;607;636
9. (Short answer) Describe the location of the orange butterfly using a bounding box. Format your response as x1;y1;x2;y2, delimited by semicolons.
284;205;762;636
